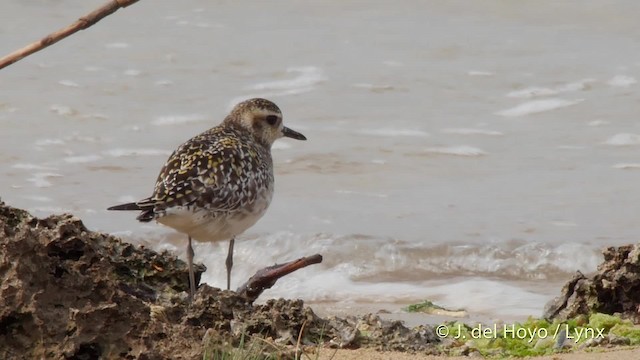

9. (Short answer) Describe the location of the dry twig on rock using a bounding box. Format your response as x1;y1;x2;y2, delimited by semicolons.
237;254;323;303
0;0;139;70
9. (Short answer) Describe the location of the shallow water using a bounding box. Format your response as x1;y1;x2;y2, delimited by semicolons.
2;0;640;319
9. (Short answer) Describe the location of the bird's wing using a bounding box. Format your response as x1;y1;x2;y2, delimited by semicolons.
148;130;266;216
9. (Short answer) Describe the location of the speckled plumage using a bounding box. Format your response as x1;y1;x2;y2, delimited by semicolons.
136;122;275;241
108;98;306;297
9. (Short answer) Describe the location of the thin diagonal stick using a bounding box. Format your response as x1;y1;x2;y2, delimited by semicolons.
0;0;139;70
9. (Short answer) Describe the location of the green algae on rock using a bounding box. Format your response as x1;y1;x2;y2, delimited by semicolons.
436;313;640;358
544;244;640;323
404;300;468;317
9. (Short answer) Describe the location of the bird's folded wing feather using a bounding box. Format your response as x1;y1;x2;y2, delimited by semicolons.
148;134;260;214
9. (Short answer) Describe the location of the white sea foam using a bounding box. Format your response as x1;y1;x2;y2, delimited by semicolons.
58;80;81;88
29;206;72;214
273;273;431;304
496;98;583;117
35;138;65;146
603;133;640;146
231;67;326;107
550;221;578;227
151;114;207;126
12;163;56;170
613;163;640;169
155;79;174;86
309;215;333;225
467;70;494;76
124;69;142;76
607;75;637;87
358;128;429;137
507;87;558;98
249;66;326;91
587;120;610;127
50;104;77;116
110;230;135;238
22;195;52;202
440;128;503;136
507;79;594;99
82;113;109;121
424;146;486;156
192;232;599;316
416;280;549;317
27;172;63;188
104;148;171;157
352;83;395;92
558;79;596;92
64;155;103;163
229;88;315;108
67;134;104;144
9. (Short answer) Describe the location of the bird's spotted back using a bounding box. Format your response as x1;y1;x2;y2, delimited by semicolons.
142;123;274;219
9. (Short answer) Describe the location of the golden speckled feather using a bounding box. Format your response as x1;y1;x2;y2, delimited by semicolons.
134;123;273;222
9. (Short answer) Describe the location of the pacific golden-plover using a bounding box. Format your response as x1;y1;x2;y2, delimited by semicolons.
108;98;306;300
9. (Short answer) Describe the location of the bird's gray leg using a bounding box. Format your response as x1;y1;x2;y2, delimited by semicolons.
187;235;196;302
225;237;235;290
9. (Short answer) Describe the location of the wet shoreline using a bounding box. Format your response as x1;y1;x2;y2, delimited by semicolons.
2;201;640;359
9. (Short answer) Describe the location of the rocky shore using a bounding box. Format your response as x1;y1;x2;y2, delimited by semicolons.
0;202;439;359
544;244;640;323
2;201;640;359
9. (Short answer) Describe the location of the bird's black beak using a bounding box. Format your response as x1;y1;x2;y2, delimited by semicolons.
282;126;307;140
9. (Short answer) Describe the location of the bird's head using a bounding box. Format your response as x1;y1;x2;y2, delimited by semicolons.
225;98;306;147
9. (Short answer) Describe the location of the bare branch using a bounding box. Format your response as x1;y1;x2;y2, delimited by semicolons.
237;254;323;303
0;0;139;70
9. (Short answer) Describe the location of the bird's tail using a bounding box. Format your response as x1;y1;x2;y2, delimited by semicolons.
107;202;143;211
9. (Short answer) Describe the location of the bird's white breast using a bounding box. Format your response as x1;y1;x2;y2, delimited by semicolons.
157;189;273;243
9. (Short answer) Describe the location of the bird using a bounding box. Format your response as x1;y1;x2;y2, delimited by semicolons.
107;98;306;300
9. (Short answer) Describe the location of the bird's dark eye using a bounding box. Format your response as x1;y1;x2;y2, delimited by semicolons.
265;115;278;125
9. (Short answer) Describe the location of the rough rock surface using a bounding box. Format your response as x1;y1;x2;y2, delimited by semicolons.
544;244;640;323
0;202;439;359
